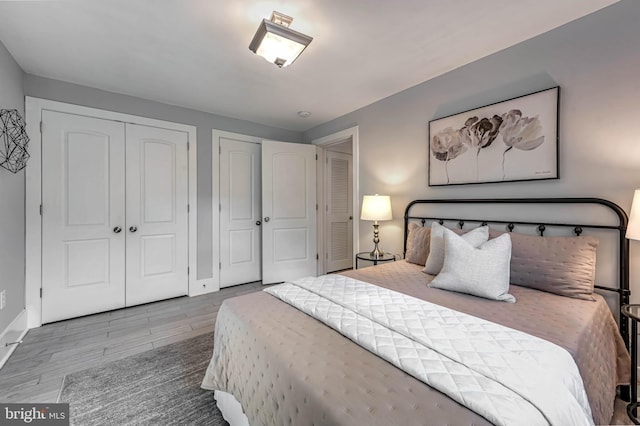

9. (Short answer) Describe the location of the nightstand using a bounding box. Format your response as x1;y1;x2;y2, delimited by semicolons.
355;252;396;269
622;304;640;424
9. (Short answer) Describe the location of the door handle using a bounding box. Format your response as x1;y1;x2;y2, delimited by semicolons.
129;226;138;233
349;216;353;220
256;220;262;226
264;217;270;223
113;226;122;234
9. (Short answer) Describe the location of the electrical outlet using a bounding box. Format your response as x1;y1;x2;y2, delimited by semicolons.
0;290;5;310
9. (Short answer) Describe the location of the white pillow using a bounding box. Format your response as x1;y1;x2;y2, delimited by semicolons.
423;222;488;275
430;228;515;303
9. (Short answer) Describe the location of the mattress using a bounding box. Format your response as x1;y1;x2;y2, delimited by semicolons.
202;260;630;425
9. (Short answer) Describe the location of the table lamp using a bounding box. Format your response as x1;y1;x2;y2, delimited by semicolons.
625;189;640;416
627;189;640;241
360;194;392;258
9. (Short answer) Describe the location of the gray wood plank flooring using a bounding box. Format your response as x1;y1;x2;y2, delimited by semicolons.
0;282;262;404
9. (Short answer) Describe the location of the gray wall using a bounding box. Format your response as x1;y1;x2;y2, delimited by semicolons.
304;0;640;300
23;75;303;280
0;40;25;332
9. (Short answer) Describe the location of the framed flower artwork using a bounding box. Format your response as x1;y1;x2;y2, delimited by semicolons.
428;87;559;186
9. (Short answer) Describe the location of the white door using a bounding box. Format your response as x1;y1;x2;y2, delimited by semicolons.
220;138;261;287
325;151;353;272
262;141;317;284
42;111;126;323
125;124;189;306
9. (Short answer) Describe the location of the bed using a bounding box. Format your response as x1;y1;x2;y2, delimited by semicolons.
202;198;631;426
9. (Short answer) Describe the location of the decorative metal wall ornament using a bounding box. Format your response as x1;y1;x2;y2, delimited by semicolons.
0;109;30;173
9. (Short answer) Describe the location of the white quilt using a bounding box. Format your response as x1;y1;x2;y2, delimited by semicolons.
265;275;594;426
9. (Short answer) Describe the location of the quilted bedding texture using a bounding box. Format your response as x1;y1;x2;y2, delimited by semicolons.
202;260;629;425
266;275;593;426
343;261;630;425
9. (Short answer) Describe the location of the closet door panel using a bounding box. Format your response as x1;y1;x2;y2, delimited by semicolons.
125;124;189;306
220;138;261;287
41;111;126;323
262;141;317;284
325;151;353;272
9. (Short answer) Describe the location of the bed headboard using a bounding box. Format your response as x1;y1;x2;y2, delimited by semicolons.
403;197;630;348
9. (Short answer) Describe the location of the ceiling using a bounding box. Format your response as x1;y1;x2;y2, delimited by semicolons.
0;0;620;132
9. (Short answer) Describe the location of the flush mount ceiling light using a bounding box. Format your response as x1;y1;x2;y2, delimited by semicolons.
249;11;313;68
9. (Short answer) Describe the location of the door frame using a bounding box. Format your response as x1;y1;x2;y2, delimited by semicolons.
25;97;198;328
312;127;360;275
212;130;263;291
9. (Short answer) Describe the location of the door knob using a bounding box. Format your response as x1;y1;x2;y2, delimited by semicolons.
129;226;138;233
256;220;262;226
264;217;270;222
349;216;353;220
113;226;122;233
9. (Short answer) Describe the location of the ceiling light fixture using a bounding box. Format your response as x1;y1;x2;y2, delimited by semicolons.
249;11;313;68
298;111;311;118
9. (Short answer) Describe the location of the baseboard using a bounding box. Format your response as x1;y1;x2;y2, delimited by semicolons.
190;278;219;297
0;309;29;370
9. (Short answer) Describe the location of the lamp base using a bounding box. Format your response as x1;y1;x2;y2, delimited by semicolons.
370;223;384;258
369;246;384;259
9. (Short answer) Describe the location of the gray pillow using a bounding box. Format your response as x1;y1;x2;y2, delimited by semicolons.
489;230;598;301
406;223;431;265
423;222;489;275
430;229;515;303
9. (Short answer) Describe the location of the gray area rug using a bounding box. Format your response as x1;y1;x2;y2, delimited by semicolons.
58;332;228;426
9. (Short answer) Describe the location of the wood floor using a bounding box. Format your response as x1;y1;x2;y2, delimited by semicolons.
0;282;261;404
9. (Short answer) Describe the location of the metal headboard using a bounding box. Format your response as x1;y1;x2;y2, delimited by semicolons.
403;197;630;349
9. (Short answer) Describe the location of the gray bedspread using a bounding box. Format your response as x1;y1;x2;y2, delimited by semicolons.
202;260;629;426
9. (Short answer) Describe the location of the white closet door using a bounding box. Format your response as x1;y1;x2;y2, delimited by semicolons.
41;111;126;323
262;141;317;284
325;151;353;272
220;138;262;287
125;124;189;306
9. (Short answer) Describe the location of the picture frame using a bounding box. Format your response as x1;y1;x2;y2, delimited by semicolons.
428;87;559;186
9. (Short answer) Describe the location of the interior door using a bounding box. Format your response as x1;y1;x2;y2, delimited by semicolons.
220;138;261;287
41;111;126;323
262;141;317;284
325;150;353;272
125;123;189;306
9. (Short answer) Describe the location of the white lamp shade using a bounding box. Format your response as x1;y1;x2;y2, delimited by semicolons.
360;195;392;221
627;189;640;240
